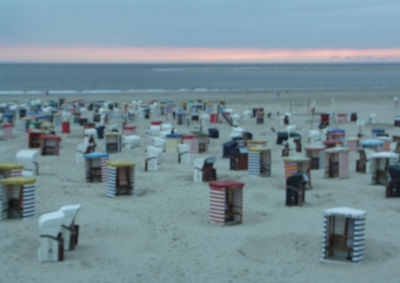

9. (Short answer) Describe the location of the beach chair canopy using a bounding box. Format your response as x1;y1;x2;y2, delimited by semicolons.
205;157;216;164
106;160;135;168
223;141;238;157
209;179;244;189
0;163;23;170
328;128;345;134
16;149;39;170
286;173;307;190
361;139;383;147
58;204;81;227
324;207;366;218
166;134;182;139
38;211;64;237
84;152;109;159
370;152;398;159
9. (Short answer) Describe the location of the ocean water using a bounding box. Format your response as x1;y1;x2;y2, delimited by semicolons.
0;63;399;95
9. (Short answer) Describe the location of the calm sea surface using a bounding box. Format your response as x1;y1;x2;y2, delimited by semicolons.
0;63;399;95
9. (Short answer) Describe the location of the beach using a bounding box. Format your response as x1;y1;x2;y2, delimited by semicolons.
0;89;399;283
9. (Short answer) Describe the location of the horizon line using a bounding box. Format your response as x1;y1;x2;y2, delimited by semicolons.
1;46;400;63
1;61;400;64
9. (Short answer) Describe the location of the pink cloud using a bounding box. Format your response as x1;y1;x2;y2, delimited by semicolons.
0;46;399;63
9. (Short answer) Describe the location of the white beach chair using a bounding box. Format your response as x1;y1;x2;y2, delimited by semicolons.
160;123;173;137
16;149;39;176
122;135;141;149
308;130;321;144
177;144;190;165
76;143;88;164
38;211;64;262
149;125;161;137
229;127;244;139
286;125;297;132
287;138;297;156
59;204;81;251
232;113;240;127
369;113;377;124
152;137;166;152
193;157;206;183
84;128;97;138
242;110;252;120
145;145;162;171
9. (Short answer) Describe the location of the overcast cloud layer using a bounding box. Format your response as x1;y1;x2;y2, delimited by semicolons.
1;0;399;49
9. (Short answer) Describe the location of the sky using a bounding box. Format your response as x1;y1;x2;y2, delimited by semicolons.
0;0;399;63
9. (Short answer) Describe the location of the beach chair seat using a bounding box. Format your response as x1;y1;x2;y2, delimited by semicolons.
328;234;348;255
117;167;129;187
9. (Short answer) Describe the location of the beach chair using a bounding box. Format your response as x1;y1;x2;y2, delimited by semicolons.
256;108;264;124
286;173;307;206
229;147;248;170
193;157;217;182
104;132;121;153
145;146;162;172
283;156;312;189
370;152;398;185
0;163;23;179
106;161;135;197
324;147;349;179
165;134;182;153
38;211;64;262
305;146;326;169
208;128;219;138
84;152;109;182
177;144;190;165
208;180;245;225
386;165;400;197
321;207;366;263
41;134;61;156
76;143;88;164
59;204;81;251
122;135;141;149
248;146;271;177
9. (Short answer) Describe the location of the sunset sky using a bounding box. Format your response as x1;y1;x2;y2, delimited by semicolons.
1;0;399;63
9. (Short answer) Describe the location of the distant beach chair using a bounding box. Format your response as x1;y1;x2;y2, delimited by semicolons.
193;157;216;182
177;144;190;164
386;165;400;197
145;146;162;172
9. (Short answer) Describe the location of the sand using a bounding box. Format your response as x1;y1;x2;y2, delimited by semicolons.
0;89;399;283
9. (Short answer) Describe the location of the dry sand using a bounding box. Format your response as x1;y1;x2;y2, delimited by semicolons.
0;90;399;283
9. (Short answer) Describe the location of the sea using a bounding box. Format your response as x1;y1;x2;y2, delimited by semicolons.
0;63;399;96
